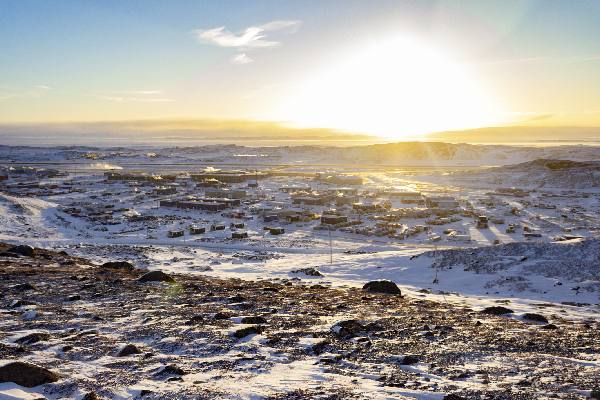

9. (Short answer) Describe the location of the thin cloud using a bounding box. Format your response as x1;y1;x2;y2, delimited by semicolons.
231;53;254;65
0;85;51;101
93;90;174;103
194;20;301;49
482;54;600;66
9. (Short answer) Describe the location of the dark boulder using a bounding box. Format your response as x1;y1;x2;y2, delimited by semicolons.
7;245;35;257
291;267;323;277
541;323;558;330
331;319;364;339
400;355;421;365
100;261;135;271
233;325;264;339
444;395;467;400
157;364;187;376
240;316;267;324
522;313;548;323
117;344;142;357
82;392;100;400
362;280;401;295
0;361;59;387
214;312;233;320
138;270;175;283
481;306;514;315
66;294;81;302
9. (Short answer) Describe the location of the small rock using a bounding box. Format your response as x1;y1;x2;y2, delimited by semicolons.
22;309;37;320
240;316;267;324
400;355;420;365
481;306;514;315
100;261;135;271
82;392;100;400
9;299;36;308
233;325;264;339
12;283;36;292
362;280;401;295
185;315;204;325
331;320;364;339
15;332;50;345
0;361;59;388
138;270;175;283
158;364;187;376
541;323;558;330
444;394;467;400
66;294;81;301
214;312;232;320
522;313;548;323
291;267;323;277
7;245;35;257
117;344;142;357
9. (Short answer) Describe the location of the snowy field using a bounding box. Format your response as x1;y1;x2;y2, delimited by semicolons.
1;145;599;322
1;144;600;399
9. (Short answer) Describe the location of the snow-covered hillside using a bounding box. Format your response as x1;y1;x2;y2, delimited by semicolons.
1;142;599;167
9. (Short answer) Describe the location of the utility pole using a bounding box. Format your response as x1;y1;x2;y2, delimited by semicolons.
329;226;333;264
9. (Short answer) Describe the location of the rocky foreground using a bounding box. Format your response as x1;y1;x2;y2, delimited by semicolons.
1;243;599;400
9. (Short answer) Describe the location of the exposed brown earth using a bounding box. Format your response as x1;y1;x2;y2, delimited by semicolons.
1;243;599;399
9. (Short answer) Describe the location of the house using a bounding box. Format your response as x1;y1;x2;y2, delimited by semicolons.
321;214;348;225
231;231;248;239
291;192;335;206
160;197;240;211
476;215;489;229
192;171;267;184
205;188;246;199
268;227;285;235
168;230;184;238
388;191;423;204
196;178;223;188
211;222;226;231
316;173;363;185
524;232;542;238
352;201;389;213
263;214;279;223
154;186;177;196
280;185;311;193
189;225;206;235
424;195;460;209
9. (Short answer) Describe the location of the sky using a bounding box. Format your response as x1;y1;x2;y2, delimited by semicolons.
1;0;600;138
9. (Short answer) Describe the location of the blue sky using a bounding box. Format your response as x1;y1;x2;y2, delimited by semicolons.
1;0;600;135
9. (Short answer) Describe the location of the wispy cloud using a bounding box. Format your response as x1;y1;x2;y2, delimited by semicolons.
231;53;254;65
194;20;301;64
0;85;51;101
195;20;300;49
482;54;600;66
93;90;174;103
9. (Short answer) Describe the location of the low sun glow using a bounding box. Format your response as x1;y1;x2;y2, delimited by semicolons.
276;36;504;138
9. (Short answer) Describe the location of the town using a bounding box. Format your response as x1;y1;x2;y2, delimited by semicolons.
1;162;596;252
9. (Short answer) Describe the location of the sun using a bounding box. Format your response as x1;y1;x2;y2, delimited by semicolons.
274;36;504;138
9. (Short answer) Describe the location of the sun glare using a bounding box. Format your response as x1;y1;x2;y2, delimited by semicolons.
276;36;503;138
